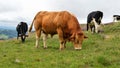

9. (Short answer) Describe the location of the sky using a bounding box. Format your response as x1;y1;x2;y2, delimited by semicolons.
0;0;120;28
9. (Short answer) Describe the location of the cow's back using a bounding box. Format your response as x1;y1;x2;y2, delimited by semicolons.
34;11;72;34
34;11;59;35
22;23;28;33
87;11;103;23
87;12;95;23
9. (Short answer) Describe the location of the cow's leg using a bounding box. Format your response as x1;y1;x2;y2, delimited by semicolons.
21;35;24;42
93;26;95;33
57;28;65;50
93;18;99;33
113;17;116;22
87;23;89;31
43;33;48;49
17;33;19;39
63;41;66;48
23;35;26;42
35;29;41;48
90;26;93;33
21;35;26;42
95;24;99;33
89;20;94;33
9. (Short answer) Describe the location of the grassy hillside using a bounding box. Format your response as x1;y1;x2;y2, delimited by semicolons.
0;22;120;68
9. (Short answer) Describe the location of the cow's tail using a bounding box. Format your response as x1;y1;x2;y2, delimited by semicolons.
29;20;34;32
28;19;35;36
28;11;41;33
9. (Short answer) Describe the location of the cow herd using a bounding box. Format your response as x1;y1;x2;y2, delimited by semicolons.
16;10;119;50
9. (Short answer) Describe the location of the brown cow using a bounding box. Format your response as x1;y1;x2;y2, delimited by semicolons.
29;11;87;50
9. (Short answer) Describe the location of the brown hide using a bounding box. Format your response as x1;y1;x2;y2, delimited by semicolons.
29;11;87;50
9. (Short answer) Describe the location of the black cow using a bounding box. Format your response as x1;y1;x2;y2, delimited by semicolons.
113;15;120;22
87;11;103;33
16;22;28;42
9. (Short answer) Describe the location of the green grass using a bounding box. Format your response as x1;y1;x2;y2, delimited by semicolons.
0;22;120;68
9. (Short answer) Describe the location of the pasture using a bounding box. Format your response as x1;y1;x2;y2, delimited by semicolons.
0;22;120;68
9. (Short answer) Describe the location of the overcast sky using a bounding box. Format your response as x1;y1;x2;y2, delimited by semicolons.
0;0;120;27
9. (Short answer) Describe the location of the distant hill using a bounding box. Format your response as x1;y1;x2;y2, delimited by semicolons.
0;28;17;40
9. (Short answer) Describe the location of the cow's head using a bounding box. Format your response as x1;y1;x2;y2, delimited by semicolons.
70;32;87;50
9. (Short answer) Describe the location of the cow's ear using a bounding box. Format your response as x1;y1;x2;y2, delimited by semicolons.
69;36;75;42
78;32;88;39
84;35;88;39
78;32;83;35
69;33;75;42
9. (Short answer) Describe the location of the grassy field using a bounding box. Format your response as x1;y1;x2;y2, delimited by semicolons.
0;22;120;68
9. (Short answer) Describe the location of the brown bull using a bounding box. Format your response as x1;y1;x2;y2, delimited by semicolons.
29;11;87;50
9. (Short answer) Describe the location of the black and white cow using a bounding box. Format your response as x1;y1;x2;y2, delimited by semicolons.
16;22;28;42
87;11;103;33
113;15;120;22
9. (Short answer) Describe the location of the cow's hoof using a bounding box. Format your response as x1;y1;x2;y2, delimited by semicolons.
35;46;39;48
44;46;47;49
59;48;64;51
75;47;82;50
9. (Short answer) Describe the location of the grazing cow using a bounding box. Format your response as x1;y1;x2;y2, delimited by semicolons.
29;11;87;50
87;11;103;33
113;15;120;22
16;22;28;42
